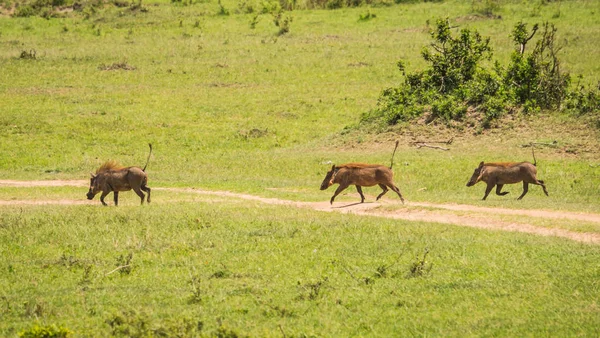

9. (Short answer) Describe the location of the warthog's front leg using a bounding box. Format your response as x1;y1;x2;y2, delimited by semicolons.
517;182;529;200
355;186;365;203
495;184;510;196
482;182;495;200
113;191;119;206
100;191;110;206
330;184;349;204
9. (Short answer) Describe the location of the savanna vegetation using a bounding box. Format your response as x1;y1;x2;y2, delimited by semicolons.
1;0;599;336
362;17;600;130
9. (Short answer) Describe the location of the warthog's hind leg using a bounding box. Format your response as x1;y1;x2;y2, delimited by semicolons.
376;184;388;201
536;180;549;196
389;183;405;204
495;184;510;196
355;186;365;203
113;191;119;206
142;185;151;203
517;182;529;200
133;187;146;204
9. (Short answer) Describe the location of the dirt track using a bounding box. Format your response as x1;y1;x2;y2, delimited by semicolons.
1;180;599;244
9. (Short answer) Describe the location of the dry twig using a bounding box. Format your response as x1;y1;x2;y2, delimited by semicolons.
521;141;558;148
410;137;453;145
104;265;130;276
415;143;450;151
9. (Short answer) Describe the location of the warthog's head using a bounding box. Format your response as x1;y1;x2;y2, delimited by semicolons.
86;173;101;200
466;162;485;187
320;165;337;190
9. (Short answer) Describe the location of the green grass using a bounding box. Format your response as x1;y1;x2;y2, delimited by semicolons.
1;200;599;336
1;0;600;336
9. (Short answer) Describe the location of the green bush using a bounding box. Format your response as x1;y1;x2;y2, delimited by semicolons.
365;18;596;130
565;84;600;115
504;22;570;110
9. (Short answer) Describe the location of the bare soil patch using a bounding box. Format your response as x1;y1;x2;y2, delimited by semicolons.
161;188;600;244
0;180;88;187
0;200;93;206
1;181;598;244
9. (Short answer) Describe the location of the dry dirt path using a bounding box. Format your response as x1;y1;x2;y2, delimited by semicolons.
1;180;599;244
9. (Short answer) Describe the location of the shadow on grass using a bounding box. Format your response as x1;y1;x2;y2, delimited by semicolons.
333;202;376;209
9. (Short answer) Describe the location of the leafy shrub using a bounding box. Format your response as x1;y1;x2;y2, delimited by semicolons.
364;18;596;130
565;83;600;115
367;18;494;126
419;19;492;94
504;22;570;110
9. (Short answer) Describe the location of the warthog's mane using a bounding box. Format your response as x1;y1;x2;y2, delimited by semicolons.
484;162;527;168
96;160;125;174
337;163;384;169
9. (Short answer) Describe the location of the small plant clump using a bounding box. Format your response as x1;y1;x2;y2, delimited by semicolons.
407;248;432;278
19;50;37;60
98;62;137;71
105;310;203;337
18;324;73;338
470;0;502;18
272;10;293;36
296;277;328;300
358;10;376;21
362;18;600;130
217;0;229;15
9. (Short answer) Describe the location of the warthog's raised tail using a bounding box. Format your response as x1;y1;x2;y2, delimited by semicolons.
143;143;153;172
389;140;399;169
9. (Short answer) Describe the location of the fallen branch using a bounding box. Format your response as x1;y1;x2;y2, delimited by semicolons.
340;265;361;283
104;265;130;276
415;143;450;151
410;137;453;145
521;141;558;148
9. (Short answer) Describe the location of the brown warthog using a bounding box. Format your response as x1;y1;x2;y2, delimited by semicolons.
320;141;405;205
466;149;548;200
86;144;152;206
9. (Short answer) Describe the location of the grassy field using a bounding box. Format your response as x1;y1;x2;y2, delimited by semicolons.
1;0;599;336
1;199;600;336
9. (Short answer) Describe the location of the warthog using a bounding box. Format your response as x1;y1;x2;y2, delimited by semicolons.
86;144;152;206
320;141;405;205
466;149;549;200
